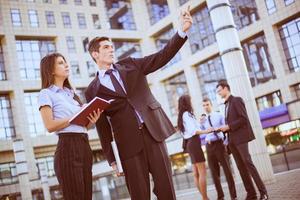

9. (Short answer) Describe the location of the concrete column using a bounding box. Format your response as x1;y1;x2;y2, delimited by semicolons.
13;139;33;200
206;0;275;183
38;162;51;200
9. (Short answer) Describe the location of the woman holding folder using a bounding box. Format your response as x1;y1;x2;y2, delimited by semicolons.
38;53;101;200
177;95;212;200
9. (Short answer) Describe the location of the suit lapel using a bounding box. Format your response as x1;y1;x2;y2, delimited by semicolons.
93;74;124;99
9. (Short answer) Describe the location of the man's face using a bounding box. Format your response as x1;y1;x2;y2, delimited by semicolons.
216;85;228;99
202;101;212;113
94;40;115;65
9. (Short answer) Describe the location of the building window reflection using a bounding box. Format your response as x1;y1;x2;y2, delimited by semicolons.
24;92;47;136
195;56;226;107
154;27;181;68
70;61;80;78
36;156;55;177
284;0;295;6
10;9;22;27
164;72;189;116
45;11;55;28
16;39;56;79
77;13;87;29
82;37;89;52
61;12;72;28
256;91;283;111
0;95;15;140
0;43;7;80
290;83;300;100
242;34;276;87
87;61;96;77
89;0;96;7
230;0;259;30
105;0;136;30
146;0;169;25
66;36;76;53
92;14;101;29
265;0;276;14
74;0;82;5
113;40;142;60
189;5;215;54
28;10;39;28
278;17;300;72
0;162;18;186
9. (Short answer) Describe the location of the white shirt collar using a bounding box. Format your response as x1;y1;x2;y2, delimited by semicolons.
97;64;114;78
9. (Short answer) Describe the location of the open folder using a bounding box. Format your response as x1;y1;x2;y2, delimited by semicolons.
69;97;113;126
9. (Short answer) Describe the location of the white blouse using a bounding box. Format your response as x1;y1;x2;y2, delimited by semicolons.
181;111;201;139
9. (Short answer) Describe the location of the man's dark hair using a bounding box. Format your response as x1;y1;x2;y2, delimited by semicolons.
216;80;231;91
202;97;212;104
88;36;111;62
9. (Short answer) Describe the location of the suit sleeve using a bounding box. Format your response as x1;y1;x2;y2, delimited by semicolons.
228;97;248;131
96;113;116;165
131;32;187;75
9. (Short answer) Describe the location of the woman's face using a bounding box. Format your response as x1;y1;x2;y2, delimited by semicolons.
53;56;69;79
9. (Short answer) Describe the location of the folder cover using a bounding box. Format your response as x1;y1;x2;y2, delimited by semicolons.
69;97;112;126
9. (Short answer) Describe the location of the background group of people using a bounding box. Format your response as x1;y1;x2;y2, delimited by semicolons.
37;5;268;200
177;81;269;200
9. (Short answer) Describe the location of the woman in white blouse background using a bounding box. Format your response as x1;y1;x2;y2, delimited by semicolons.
177;95;213;200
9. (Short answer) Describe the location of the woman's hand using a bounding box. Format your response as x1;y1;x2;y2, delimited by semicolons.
86;109;102;129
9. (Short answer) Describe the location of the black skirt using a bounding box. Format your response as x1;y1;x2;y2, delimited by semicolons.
186;135;206;164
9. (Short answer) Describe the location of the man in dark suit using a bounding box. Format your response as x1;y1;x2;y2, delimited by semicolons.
216;80;268;200
84;7;193;200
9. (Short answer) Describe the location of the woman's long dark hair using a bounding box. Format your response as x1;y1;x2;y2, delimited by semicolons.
40;53;82;106
177;94;194;132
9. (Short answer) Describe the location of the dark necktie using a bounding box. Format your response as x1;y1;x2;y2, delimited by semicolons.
208;115;220;140
105;69;126;96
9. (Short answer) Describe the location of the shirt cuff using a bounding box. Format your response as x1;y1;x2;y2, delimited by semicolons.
177;30;187;38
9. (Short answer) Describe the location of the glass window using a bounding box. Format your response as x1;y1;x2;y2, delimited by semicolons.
92;14;101;29
74;0;82;5
66;36;76;53
45;11;55;27
0;44;7;80
61;12;72;28
278;17;300;72
24;92;47;136
164;72;189;116
16;40;56;79
154;27;181;68
146;0;169;25
284;0;295;6
195;56;226;107
89;0;96;6
0;163;18;186
70;61;80;78
105;0;136;30
242;34;276;87
230;0;259;30
178;0;189;6
189;6;215;53
256;91;283;111
290;83;300;100
10;9;22;27
265;0;276;14
113;41;142;60
82;37;89;52
0;95;15;140
43;0;52;3
59;0;67;4
87;61;96;77
28;10;39;27
77;13;87;29
36;156;55;177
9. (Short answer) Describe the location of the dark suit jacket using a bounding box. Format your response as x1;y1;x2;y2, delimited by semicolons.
85;33;187;164
225;95;255;145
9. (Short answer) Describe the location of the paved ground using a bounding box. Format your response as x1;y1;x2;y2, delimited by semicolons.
175;168;300;200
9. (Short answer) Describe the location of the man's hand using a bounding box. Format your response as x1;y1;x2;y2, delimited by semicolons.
111;162;124;177
180;5;193;33
218;125;230;132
